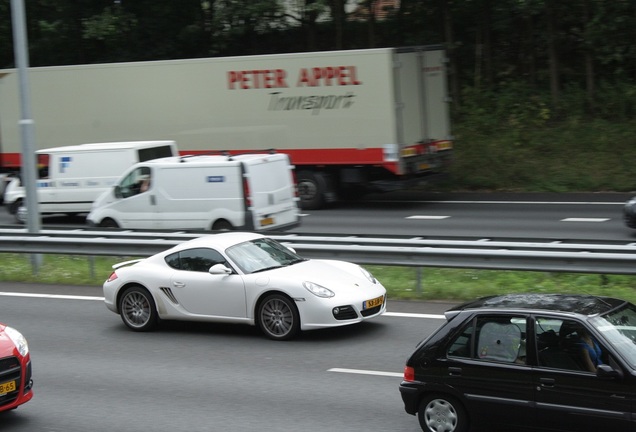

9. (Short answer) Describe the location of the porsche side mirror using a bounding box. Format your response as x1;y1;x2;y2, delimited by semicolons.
209;264;232;275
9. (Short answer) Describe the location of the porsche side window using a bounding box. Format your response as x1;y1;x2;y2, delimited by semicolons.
165;248;226;272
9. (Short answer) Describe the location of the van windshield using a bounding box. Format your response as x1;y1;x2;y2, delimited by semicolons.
226;238;306;274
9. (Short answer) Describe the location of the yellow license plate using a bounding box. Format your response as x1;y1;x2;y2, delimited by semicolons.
260;217;274;226
436;140;453;150
0;380;16;394
364;295;384;309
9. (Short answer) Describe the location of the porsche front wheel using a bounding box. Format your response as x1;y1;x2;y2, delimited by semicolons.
257;294;300;340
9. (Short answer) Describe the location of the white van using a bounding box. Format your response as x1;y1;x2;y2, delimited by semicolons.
86;153;300;231
4;141;178;222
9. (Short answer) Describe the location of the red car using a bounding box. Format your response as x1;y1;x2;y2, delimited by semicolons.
0;323;33;412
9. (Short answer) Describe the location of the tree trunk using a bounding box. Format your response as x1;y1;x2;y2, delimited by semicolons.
545;0;560;106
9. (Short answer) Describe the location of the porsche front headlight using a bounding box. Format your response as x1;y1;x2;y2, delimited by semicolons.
360;267;377;284
303;281;335;298
5;326;29;357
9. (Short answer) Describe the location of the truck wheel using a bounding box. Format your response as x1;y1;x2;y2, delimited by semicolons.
99;218;119;228
297;171;326;210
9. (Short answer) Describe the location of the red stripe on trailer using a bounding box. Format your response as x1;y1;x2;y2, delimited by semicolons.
180;147;401;175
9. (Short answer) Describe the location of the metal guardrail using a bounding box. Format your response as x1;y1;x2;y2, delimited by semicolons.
2;228;636;274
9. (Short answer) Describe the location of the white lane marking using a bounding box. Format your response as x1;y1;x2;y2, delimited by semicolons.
384;311;445;319
328;368;403;378
406;215;451;220
372;200;625;205
0;292;104;301
561;218;610;222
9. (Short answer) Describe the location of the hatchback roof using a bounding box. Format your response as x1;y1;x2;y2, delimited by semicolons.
448;293;627;317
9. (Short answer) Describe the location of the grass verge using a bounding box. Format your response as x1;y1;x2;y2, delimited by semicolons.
2;253;636;305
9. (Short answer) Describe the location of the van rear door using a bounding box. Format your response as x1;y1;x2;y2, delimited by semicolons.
242;154;299;231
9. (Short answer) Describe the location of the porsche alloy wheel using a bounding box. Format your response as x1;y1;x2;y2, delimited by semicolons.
257;294;300;340
119;286;158;332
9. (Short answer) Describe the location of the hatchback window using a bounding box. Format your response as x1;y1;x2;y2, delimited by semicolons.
448;316;526;364
536;317;608;372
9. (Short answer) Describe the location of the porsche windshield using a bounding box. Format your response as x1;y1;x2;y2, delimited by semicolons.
226;238;305;274
591;302;636;369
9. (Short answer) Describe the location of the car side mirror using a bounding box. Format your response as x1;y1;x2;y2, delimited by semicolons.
114;185;122;199
597;364;622;379
209;264;232;275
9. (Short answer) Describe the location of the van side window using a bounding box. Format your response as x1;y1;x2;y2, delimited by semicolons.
165;248;227;272
138;146;174;162
119;167;151;198
37;153;50;179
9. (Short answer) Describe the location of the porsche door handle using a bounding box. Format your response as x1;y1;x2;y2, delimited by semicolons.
172;281;185;288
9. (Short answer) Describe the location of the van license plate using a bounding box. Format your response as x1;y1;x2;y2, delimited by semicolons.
260;217;274;226
0;380;16;394
364;296;384;310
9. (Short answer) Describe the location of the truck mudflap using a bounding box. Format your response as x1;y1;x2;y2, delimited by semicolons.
400;140;453;176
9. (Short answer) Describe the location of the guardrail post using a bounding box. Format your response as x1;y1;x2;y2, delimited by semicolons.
89;256;95;279
416;267;423;295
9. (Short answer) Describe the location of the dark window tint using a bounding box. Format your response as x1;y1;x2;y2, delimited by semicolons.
536;317;606;372
448;315;526;364
138;145;175;162
165;248;226;272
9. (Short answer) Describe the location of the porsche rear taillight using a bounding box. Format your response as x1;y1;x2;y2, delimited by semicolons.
106;272;118;283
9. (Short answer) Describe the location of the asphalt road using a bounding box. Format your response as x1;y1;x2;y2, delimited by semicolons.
0;283;452;432
1;192;634;241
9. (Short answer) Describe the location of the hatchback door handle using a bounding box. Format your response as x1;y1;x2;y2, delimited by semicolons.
173;281;185;288
448;367;462;376
539;377;555;387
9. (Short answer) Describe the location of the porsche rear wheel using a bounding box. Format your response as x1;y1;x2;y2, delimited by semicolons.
257;294;300;340
119;285;158;332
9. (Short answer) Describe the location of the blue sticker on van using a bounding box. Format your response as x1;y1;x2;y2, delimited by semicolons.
207;176;225;183
60;156;72;173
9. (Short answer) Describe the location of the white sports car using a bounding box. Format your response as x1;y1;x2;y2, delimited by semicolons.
103;232;387;340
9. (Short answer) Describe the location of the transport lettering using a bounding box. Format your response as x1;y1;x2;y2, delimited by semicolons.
267;92;356;115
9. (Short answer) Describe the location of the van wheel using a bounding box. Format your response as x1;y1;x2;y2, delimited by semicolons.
297;171;326;210
212;220;233;231
8;198;22;215
99;218;119;228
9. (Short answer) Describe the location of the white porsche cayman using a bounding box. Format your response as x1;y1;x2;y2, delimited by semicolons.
103;232;387;340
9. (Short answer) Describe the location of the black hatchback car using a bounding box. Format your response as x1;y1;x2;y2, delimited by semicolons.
399;294;636;432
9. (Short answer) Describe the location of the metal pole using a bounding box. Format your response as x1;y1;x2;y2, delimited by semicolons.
10;0;42;271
